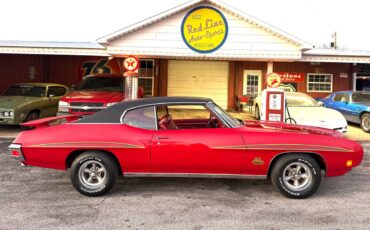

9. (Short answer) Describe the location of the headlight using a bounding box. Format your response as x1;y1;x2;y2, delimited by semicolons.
59;101;68;106
58;101;69;112
106;102;117;107
1;110;14;117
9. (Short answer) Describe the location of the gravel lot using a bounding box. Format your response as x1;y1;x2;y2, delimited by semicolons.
1;138;370;230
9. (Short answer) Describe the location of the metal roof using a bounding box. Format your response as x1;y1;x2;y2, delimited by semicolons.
0;40;109;56
0;40;104;49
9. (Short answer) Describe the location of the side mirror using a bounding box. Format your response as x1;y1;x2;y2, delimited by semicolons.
70;85;76;91
317;101;323;106
49;94;55;98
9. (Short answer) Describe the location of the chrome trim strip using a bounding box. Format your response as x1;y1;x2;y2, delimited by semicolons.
28;142;145;149
124;172;266;179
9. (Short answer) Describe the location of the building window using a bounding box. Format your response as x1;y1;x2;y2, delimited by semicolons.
307;73;333;92
138;59;154;97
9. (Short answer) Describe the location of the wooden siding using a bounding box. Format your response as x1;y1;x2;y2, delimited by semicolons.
108;3;302;60
273;62;353;99
168;60;229;108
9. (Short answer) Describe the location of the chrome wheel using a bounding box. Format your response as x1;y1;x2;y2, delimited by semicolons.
362;116;370;131
282;162;312;192
78;160;107;189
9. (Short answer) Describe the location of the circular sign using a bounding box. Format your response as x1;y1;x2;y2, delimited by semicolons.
123;56;139;71
266;72;282;88
181;6;228;53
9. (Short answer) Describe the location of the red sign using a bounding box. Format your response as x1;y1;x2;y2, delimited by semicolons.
123;56;139;71
277;72;305;83
266;73;281;88
78;58;121;80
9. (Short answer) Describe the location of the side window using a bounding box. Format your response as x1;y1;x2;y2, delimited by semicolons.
334;93;349;103
122;106;156;130
333;94;343;102
156;104;223;130
48;86;67;97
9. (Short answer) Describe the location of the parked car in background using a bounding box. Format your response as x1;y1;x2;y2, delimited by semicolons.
318;91;370;132
57;74;143;116
10;97;363;199
0;83;68;125
253;92;348;133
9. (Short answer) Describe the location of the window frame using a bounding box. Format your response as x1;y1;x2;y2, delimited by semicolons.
47;86;67;97
119;102;234;130
138;59;155;97
121;105;158;130
306;73;333;93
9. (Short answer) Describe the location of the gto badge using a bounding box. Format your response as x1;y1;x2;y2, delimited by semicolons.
252;157;265;166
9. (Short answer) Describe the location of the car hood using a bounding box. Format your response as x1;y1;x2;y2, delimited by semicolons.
0;96;40;109
287;106;347;129
243;120;341;137
62;91;123;102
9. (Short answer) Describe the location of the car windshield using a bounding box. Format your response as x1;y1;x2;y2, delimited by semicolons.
287;93;319;107
210;102;241;127
352;93;370;103
4;85;46;97
78;77;124;92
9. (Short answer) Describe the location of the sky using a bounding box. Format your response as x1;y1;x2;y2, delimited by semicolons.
0;0;368;51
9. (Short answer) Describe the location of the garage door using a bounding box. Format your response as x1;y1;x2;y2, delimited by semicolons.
168;60;229;108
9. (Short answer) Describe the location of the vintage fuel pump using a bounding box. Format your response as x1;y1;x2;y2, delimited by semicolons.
261;73;286;122
123;56;139;100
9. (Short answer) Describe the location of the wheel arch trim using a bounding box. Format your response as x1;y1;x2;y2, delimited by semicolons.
267;151;327;177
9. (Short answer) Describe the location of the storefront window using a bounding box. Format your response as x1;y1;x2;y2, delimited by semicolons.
307;74;333;92
138;59;154;96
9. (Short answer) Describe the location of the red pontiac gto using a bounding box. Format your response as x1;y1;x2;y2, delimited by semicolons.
9;97;363;198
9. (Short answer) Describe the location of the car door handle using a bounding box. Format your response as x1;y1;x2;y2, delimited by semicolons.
155;136;169;145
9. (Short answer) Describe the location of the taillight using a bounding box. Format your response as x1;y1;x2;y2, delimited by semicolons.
11;150;20;157
8;144;24;161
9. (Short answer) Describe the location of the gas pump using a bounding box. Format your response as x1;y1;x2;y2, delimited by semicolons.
261;88;286;122
261;72;286;122
123;56;139;100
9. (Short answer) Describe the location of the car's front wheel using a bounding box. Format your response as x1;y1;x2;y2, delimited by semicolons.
71;151;119;197
360;113;370;133
270;154;321;199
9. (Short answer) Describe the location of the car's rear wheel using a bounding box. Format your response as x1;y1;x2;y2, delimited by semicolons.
271;154;321;199
71;151;119;197
255;105;260;120
360;113;370;133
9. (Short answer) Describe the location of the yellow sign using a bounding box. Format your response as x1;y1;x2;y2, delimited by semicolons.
181;6;228;53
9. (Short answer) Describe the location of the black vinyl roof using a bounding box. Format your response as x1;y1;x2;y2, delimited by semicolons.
75;97;213;124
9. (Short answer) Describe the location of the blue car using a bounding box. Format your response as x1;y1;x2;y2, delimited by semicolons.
318;91;370;132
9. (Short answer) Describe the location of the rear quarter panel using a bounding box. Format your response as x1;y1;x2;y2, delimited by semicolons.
14;123;154;172
239;126;362;177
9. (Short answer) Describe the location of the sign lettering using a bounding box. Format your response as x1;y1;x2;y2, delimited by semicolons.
181;6;228;53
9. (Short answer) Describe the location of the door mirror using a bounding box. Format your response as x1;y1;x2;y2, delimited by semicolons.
48;94;55;98
317;101;323;106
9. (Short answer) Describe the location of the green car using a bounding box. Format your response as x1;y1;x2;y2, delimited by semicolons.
0;83;69;125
